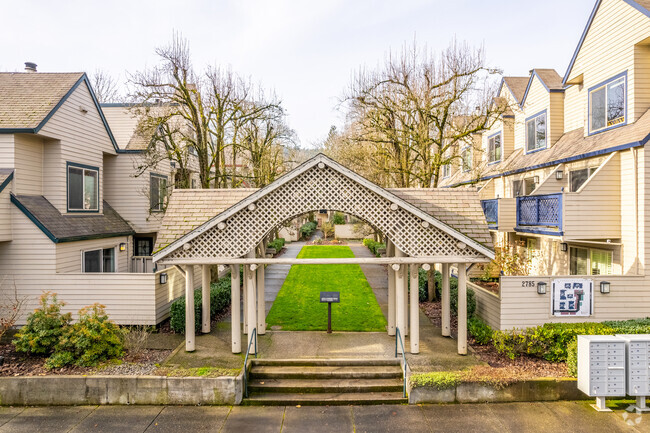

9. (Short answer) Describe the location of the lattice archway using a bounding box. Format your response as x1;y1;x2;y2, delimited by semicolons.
161;161;487;262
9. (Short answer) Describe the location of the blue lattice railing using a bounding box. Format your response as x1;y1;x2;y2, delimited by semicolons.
516;193;562;230
481;199;499;229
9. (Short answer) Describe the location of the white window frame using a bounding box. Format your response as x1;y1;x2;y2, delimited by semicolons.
488;133;502;163
569;246;613;276
442;164;451;179
67;163;99;212
82;247;117;273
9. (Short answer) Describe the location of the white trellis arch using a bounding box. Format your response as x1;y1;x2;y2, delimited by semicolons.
153;154;494;357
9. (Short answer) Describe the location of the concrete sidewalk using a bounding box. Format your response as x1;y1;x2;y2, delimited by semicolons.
0;402;646;432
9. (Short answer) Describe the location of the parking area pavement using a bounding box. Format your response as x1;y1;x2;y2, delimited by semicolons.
0;402;648;432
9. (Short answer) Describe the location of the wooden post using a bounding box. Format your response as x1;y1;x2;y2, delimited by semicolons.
458;262;468;355
247;264;257;354
257;259;266;335
185;265;195;352
386;239;395;336
230;264;241;353
395;263;405;354
441;263;450;337
201;264;211;334
409;263;419;354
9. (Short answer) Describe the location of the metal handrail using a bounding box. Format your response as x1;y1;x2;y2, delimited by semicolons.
394;327;407;398
243;328;258;398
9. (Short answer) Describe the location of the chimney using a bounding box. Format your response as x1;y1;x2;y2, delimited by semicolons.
24;62;37;73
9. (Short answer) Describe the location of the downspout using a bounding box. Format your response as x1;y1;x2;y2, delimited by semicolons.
633;147;639;275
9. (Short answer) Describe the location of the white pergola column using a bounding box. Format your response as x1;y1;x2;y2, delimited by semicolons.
242;267;248;335
201;264;211;334
409;263;420;354
394;262;406;354
256;254;266;335
230;264;241;354
395;248;407;336
457;262;468;355
247;263;258;354
184;264;195;352
441;263;451;337
386;239;395;336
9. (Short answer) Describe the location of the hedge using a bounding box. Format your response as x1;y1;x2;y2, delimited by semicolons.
170;274;232;333
362;238;385;257
268;237;285;252
299;221;318;239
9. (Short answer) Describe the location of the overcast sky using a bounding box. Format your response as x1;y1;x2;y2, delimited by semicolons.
2;0;595;146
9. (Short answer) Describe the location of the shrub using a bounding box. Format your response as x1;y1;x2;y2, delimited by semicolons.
122;325;152;358
331;212;346;225
410;371;461;389
418;268;428;302
46;303;124;368
362;239;385;257
299;221;318;239
450;286;476;319
603;318;650;334
268;237;285;252
567;339;578;377
13;292;72;355
321;222;334;240
169;274;232;333
468;317;493;345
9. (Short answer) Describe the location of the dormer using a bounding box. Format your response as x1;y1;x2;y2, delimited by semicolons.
495;77;527;161
519;69;565;152
563;0;650;134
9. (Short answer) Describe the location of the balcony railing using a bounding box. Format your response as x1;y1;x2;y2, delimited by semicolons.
481;199;499;229
131;256;154;273
516;193;562;234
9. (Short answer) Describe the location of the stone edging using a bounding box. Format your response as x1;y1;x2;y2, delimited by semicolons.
408;378;586;404
0;374;243;406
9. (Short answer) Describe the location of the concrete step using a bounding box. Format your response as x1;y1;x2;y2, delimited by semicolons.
249;365;402;380
248;378;403;393
252;358;401;367
243;391;407;406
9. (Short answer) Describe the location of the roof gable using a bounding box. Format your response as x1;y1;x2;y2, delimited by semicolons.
520;69;564;107
498;77;529;104
153;154;495;262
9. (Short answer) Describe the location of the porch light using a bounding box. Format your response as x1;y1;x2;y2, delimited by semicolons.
537;282;547;295
560;242;568;252
600;281;611;294
555;170;564;180
534;176;540;184
119;243;126;252
159;273;168;284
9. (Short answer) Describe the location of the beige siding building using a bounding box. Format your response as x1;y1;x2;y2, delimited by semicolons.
441;0;650;329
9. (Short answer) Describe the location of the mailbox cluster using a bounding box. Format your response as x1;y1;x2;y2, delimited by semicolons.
577;335;650;412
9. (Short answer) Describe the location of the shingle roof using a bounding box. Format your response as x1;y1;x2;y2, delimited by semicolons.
634;0;650;12
12;195;134;243
534;69;564;90
0;73;84;130
502;77;529;103
388;188;493;248
154;189;258;252
441;108;650;187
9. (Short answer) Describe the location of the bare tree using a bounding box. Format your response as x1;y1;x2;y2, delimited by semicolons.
0;276;27;340
90;69;120;103
338;40;509;188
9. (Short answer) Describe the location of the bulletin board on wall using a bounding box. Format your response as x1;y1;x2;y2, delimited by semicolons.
551;278;593;316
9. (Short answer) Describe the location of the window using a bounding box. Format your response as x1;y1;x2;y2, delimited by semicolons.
462;147;471;172
67;163;98;211
134;237;154;256
513;177;537;196
488;133;502;163
83;248;115;273
150;174;167;212
442;164;451;179
569;167;598;192
570;246;613;275
191;178;197;189
590;75;626;133
526;238;538;259
526;112;546;153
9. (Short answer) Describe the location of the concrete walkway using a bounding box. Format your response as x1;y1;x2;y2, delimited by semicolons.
0;402;646;432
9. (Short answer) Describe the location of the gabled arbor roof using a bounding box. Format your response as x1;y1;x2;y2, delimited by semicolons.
153;154;494;262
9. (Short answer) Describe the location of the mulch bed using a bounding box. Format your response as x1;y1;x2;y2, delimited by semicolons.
469;279;500;295
420;301;568;379
0;345;171;377
307;240;348;245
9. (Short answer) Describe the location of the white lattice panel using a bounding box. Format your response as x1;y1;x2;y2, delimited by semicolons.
166;165;484;260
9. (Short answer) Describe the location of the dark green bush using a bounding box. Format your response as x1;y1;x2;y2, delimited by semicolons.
13;292;72;355
603;318;650;334
46;303;123;368
567;339;578;377
268;237;285;252
170;274;233;333
331;212;346;225
299;221;318;239
362;239;385;257
450;286;476;319
468;317;493;345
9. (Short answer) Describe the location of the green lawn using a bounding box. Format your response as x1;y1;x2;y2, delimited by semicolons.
265;245;387;331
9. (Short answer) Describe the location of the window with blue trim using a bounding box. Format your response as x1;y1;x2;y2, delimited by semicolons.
590;76;625;133
526;113;546;153
68;164;98;211
488;133;501;163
